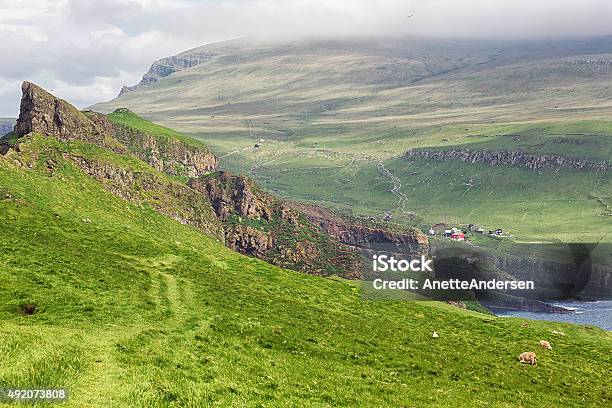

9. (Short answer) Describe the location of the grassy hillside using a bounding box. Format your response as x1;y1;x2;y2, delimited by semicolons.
91;37;612;243
0;129;608;407
1;133;611;407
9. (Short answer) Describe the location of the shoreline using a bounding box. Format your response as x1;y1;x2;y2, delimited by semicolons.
491;300;612;331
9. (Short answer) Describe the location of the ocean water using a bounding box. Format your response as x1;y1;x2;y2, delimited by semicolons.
494;300;612;331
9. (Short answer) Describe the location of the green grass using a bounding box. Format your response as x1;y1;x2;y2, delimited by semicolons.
208;139;610;243
0;127;611;407
106;109;205;149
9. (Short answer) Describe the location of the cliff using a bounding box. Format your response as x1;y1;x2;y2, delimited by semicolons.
15;82;112;148
91;109;218;178
488;250;612;299
189;171;365;279
119;53;215;96
405;148;610;172
429;242;612;311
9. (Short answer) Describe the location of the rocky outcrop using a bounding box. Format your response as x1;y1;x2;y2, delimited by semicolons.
11;83;217;180
226;225;273;258
13;82;126;154
405;148;610;172
189;171;365;278
189;171;273;221
89;109;218;178
16;82;99;142
296;203;429;256
119;53;215;96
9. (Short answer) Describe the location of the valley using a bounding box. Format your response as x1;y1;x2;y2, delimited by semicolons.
93;37;612;244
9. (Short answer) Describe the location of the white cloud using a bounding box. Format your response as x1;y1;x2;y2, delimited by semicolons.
0;0;612;116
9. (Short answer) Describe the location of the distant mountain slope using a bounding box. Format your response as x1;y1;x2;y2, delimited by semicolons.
94;36;612;128
91;37;612;243
2;84;612;408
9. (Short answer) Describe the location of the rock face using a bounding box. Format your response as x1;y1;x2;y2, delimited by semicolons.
189;171;366;278
225;224;273;258
119;53;215;96
405;148;610;172
190;171;273;222
16;82;102;143
296;203;429;256
89;109;218;178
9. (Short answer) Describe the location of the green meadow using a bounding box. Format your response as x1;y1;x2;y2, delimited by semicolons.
0;134;610;407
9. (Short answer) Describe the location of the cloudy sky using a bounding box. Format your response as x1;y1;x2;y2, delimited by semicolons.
1;0;612;117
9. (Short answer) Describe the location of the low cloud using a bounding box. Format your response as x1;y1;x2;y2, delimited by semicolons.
1;0;612;116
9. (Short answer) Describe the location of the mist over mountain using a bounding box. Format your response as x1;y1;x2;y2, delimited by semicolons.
94;35;612;130
2;0;612;116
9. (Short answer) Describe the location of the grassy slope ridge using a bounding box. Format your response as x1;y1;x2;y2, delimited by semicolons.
106;109;206;149
91;38;612;243
0;134;611;406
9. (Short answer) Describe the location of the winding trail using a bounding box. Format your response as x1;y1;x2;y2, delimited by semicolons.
223;137;412;217
375;159;411;214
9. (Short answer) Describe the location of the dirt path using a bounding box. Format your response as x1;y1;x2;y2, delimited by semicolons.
375;159;411;214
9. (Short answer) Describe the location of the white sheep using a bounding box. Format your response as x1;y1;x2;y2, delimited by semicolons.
518;351;537;365
539;340;552;350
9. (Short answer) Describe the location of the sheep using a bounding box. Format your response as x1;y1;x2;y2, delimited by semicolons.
539;340;552;350
432;331;439;338
519;351;537;365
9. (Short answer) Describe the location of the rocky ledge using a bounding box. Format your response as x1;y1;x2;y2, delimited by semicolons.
14;82;117;149
119;53;214;96
405;148;610;172
89;109;218;178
